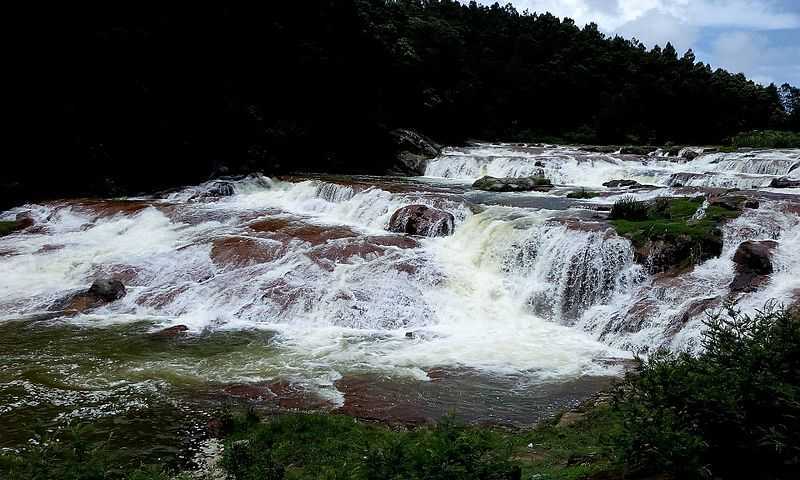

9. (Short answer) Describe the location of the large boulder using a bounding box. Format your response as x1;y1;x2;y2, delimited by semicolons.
472;175;552;192
730;240;778;293
388;205;454;237
770;177;800;188
385;129;442;176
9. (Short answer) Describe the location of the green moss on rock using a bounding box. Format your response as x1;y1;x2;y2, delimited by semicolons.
610;197;741;273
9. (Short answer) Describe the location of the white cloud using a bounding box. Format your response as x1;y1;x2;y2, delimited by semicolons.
710;30;800;85
478;0;800;84
616;9;699;52
484;1;800;31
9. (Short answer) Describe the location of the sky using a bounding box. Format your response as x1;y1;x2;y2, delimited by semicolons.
480;0;800;87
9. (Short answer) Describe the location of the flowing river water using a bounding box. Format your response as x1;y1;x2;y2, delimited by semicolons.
1;144;799;464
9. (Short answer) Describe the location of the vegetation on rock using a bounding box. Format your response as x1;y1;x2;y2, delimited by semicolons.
610;196;740;273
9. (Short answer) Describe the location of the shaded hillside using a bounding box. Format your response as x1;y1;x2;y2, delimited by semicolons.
8;1;799;207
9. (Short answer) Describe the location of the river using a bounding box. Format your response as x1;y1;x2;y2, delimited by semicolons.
1;144;799;464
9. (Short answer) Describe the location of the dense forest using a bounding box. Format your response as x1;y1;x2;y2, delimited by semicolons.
7;1;800;206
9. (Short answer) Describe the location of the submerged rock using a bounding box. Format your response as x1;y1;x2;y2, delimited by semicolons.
602;179;641;188
770;177;800;188
388;204;455;237
730;240;778;293
153;325;190;338
472;175;553;192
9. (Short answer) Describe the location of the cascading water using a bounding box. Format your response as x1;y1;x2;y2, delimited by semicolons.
2;144;800;445
425;144;800;190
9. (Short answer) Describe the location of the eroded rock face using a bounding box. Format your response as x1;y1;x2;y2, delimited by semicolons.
388;205;455;237
472;175;553;192
730;240;778;293
635;233;723;275
386;129;442;176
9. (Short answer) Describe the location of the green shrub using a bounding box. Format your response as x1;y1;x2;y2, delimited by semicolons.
220;413;520;480
609;196;649;221
615;303;800;479
0;424;171;480
366;416;520;480
730;130;800;148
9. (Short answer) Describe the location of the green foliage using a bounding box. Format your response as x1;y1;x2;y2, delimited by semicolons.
615;304;800;479
0;424;171;480
608;196;650;221
566;189;600;199
221;413;520;480
513;407;625;480
610;196;738;247
10;1;797;209
0;220;19;236
730;130;800;148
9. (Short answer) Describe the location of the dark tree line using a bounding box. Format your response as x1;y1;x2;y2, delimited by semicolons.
6;1;797;206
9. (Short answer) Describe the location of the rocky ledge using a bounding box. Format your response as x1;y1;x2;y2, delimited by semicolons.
472;175;553;192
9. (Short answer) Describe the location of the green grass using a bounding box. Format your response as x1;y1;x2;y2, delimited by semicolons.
729;130;800;148
512;407;625;480
0;424;174;480
217;408;630;480
610;197;739;246
221;413;523;480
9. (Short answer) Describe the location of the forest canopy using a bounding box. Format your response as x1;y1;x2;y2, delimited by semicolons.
9;1;800;202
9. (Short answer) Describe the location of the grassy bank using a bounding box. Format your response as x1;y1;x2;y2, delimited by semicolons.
3;305;798;480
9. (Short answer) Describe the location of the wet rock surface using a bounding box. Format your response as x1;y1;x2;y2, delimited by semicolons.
472;175;553;192
53;278;127;314
770;177;800;188
730;240;778;293
602;179;641;188
388;204;455;237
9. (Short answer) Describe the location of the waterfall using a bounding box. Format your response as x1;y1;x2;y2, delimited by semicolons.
2;145;800;386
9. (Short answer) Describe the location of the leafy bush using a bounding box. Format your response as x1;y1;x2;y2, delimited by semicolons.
730;130;800;148
609;196;649;221
615;303;800;479
221;413;520;480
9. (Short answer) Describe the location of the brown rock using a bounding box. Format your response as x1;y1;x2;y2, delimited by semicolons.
210;237;284;268
730;240;778;293
153;325;189;338
388;204;455;237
